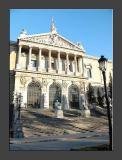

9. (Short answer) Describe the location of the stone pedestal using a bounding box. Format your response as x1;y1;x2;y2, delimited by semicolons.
13;119;24;138
81;109;90;118
55;110;63;118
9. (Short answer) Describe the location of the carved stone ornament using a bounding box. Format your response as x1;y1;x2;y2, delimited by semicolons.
71;81;74;85
62;81;67;88
42;79;48;87
20;76;26;86
49;34;58;44
32;77;36;82
25;36;79;50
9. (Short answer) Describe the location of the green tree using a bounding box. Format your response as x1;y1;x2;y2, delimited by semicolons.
97;88;104;107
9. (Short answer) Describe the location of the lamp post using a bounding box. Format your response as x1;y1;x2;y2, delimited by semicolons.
13;92;24;138
98;55;112;150
17;93;22;120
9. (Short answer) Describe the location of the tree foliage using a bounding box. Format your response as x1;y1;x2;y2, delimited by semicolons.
97;88;104;107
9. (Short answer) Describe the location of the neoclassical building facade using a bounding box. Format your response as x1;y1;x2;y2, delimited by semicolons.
10;19;112;110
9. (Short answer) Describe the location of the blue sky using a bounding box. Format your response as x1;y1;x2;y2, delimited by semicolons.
10;9;112;60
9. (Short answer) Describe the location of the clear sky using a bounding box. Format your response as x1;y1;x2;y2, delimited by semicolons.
10;9;112;60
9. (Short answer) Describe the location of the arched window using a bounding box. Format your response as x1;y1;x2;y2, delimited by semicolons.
68;85;79;109
87;68;92;78
49;83;62;108
27;81;41;108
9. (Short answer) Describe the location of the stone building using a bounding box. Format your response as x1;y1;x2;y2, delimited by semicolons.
10;19;112;110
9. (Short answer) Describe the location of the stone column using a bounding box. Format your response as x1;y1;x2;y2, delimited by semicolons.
66;53;69;74
16;45;22;69
82;57;85;77
58;51;61;73
62;81;69;109
74;55;77;76
27;46;32;70
38;47;42;72
48;50;51;72
78;57;83;75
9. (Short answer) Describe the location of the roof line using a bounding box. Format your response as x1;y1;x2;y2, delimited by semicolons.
19;32;85;52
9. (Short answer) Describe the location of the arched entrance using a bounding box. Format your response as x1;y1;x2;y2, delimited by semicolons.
68;84;79;109
27;81;41;108
49;83;61;109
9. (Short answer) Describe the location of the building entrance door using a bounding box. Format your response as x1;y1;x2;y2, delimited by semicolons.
68;85;79;109
27;82;41;108
49;83;61;109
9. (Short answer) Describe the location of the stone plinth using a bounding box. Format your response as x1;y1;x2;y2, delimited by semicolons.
55;110;63;118
81;109;91;118
13;119;24;138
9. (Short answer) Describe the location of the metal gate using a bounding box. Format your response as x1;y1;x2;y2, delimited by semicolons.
68;85;79;109
27;82;41;108
49;83;61;108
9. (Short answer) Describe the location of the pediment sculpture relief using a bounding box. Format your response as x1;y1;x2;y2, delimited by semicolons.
21;33;83;51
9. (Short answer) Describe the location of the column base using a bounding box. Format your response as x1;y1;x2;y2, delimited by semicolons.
74;72;78;76
65;70;69;75
38;67;42;72
58;70;62;74
27;65;32;70
48;68;52;73
16;64;20;69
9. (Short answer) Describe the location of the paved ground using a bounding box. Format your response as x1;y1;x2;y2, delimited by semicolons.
10;132;109;150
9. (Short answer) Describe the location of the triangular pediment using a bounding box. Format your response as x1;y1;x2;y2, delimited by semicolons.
19;33;85;52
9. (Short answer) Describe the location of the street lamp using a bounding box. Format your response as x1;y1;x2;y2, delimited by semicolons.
17;93;23;121
98;55;112;150
13;92;24;138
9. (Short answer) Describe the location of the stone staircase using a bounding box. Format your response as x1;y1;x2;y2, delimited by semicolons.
18;108;108;138
20;108;79;137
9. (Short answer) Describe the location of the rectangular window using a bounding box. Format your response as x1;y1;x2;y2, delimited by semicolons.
87;68;92;78
51;58;56;70
69;61;73;72
31;60;37;67
45;57;48;69
62;60;65;71
51;62;55;70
